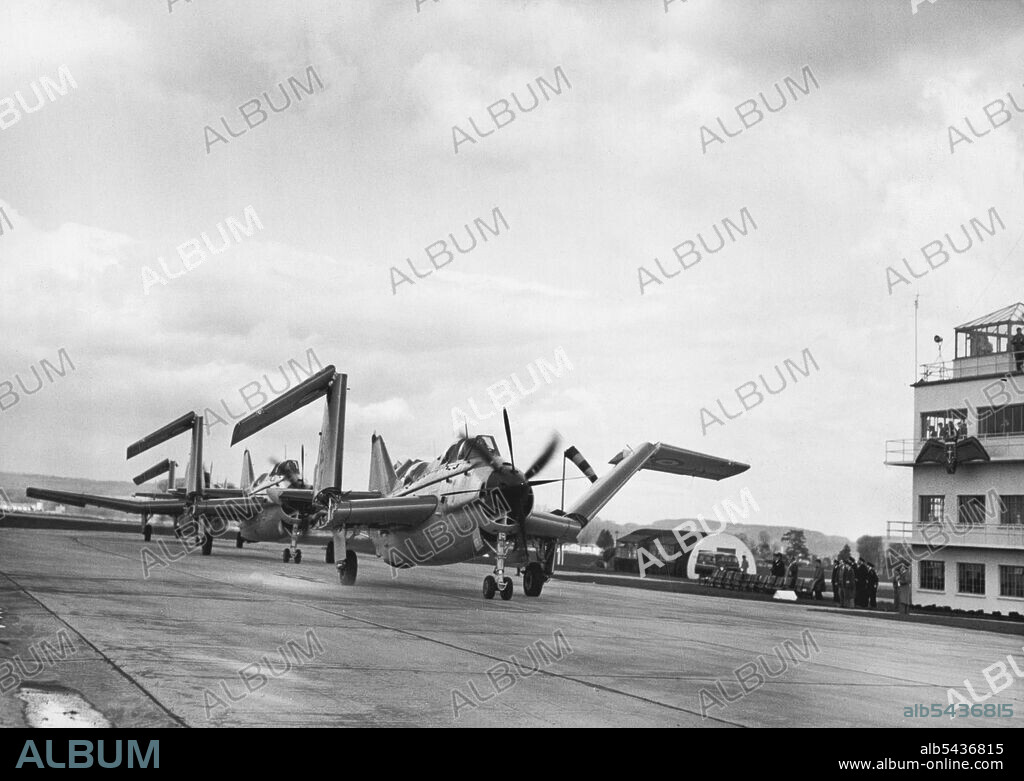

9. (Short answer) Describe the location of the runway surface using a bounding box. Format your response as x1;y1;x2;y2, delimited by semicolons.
1;527;1022;728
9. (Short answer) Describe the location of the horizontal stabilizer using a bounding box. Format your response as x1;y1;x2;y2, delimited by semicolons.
127;412;197;459
231;365;336;445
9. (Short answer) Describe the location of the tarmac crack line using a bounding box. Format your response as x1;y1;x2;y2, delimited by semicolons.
0;568;189;729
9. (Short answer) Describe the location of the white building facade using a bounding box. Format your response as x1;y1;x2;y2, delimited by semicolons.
886;304;1024;616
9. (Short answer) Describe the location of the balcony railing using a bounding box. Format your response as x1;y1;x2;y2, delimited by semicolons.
919;353;1016;383
885;433;1024;465
886;519;1024;549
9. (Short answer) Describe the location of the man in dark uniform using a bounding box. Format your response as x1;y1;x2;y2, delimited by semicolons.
1013;327;1024;373
854;557;868;607
866;561;879;609
812;557;825;600
771;553;786;587
831;559;840;603
841;559;856;608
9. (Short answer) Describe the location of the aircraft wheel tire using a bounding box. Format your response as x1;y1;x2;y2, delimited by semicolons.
283;549;291;563
523;563;545;597
236;533;244;549
294;550;302;564
499;577;513;601
143;524;152;542
482;575;497;600
201;533;213;556
325;540;334;564
339;550;358;586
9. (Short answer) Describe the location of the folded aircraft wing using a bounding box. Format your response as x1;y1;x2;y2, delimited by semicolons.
523;510;585;542
330;495;439;529
608;443;750;481
26;487;185;516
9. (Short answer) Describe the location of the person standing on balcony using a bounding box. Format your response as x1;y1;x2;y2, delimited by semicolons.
1012;327;1024;373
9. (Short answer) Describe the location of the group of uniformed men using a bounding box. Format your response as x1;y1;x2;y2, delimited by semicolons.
831;556;879;608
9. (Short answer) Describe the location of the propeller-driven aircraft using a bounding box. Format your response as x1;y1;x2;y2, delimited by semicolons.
220;364;751;599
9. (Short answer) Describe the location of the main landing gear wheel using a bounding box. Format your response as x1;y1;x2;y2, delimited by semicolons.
294;550;302;564
236;533;244;549
143;524;152;542
325;540;335;564
499;577;514;601
482;575;497;600
283;548;291;563
201;533;213;556
523;562;545;597
338;550;357;585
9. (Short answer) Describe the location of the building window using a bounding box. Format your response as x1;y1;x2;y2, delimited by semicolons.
978;403;1024;436
921;410;967;439
999;495;1024;525
920;496;944;526
957;495;986;527
957;563;986;595
919;561;945;591
1000;566;1024;598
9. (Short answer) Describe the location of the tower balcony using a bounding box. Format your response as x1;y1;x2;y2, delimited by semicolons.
886;519;1024;550
885;433;1024;466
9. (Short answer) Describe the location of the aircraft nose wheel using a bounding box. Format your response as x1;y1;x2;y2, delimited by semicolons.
236;533;244;549
499;577;514;601
482;575;497;599
143;524;152;542
294;550;302;564
201;533;213;556
283;549;291;563
325;540;335;564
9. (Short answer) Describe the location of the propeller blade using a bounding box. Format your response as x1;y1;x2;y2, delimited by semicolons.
525;434;561;480
301;445;305;482
502;408;515;469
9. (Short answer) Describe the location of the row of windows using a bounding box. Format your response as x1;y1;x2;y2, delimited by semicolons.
919;562;1024;597
920;495;1024;525
921;404;1024;438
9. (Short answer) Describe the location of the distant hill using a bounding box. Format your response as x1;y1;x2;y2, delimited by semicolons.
577;515;851;558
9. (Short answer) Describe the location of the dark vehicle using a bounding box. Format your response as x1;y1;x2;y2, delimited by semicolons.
694;550;740;577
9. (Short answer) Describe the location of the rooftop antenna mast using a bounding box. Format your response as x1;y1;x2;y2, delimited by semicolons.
914;294;920;382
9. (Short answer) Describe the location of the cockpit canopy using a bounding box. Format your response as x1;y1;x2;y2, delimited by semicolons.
442;435;501;464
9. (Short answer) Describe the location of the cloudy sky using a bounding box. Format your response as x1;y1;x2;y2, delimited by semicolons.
1;0;1022;539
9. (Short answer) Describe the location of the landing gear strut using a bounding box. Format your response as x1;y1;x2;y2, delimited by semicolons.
333;524;358;585
483;530;515;601
283;523;302;563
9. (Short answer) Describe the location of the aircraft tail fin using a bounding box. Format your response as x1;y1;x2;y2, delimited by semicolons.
231;365;347;496
241;450;254;491
566;442;749;522
369;434;399;494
